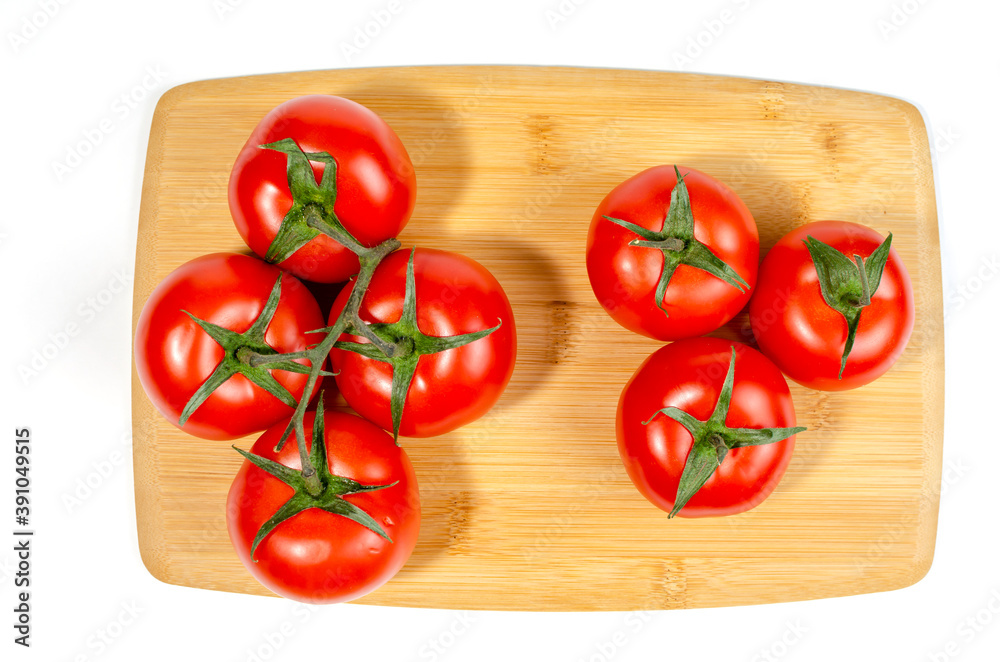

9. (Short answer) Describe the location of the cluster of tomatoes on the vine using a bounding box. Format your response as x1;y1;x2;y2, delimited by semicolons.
134;95;516;603
586;165;914;518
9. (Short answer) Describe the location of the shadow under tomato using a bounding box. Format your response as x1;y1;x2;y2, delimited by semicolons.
460;236;572;409
388;430;475;575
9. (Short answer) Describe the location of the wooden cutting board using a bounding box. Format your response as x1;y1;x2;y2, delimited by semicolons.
132;66;943;610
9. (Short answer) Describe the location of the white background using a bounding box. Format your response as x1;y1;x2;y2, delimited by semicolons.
1;0;997;660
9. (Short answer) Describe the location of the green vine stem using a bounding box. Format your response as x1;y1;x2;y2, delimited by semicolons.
178;137;402;498
182;136;497;514
271;235;399;496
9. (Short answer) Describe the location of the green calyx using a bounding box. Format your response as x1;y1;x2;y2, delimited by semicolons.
259;138;367;264
803;232;893;378
334;248;501;443
603;166;749;317
178;274;329;426
643;348;805;518
234;396;397;560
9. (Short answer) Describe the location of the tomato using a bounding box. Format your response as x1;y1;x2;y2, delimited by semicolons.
227;410;420;603
749;221;914;391
587;165;758;340
617;337;802;518
134;253;324;440
229;95;416;284
329;248;516;438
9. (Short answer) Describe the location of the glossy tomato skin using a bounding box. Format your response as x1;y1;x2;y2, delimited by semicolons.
587;166;758;340
134;253;324;440
227;412;420;603
617;338;798;518
229;95;416;283
329;248;516;438
749;221;914;391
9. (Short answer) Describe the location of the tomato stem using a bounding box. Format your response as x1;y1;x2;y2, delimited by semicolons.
223;138;412;546
302;204;367;256
272;236;402;455
248;350;312;368
351;320;403;358
630;237;686;252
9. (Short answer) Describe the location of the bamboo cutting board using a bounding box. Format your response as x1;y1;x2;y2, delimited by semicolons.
132;66;943;611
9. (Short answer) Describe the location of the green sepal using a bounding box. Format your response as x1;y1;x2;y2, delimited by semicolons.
178;274;310;426
234;395;397;560
258;138;367;265
671;439;726;517
803;232;893;378
335;248;503;443
642;347;806;518
387;354;420;445
602;165;749;317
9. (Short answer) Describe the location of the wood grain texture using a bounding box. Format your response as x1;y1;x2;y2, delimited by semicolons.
132;66;944;611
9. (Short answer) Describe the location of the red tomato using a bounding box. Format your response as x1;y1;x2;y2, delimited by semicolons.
227;411;420;603
749;221;914;390
587;165;758;340
229;95;416;283
329;248;516;438
617;337;800;518
134;253;324;440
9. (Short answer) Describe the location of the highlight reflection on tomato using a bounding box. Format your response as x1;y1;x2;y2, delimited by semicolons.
749;221;914;390
587;165;758;340
617;337;801;518
227;411;420;603
229;95;416;283
134;253;324;440
329;248;516;438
